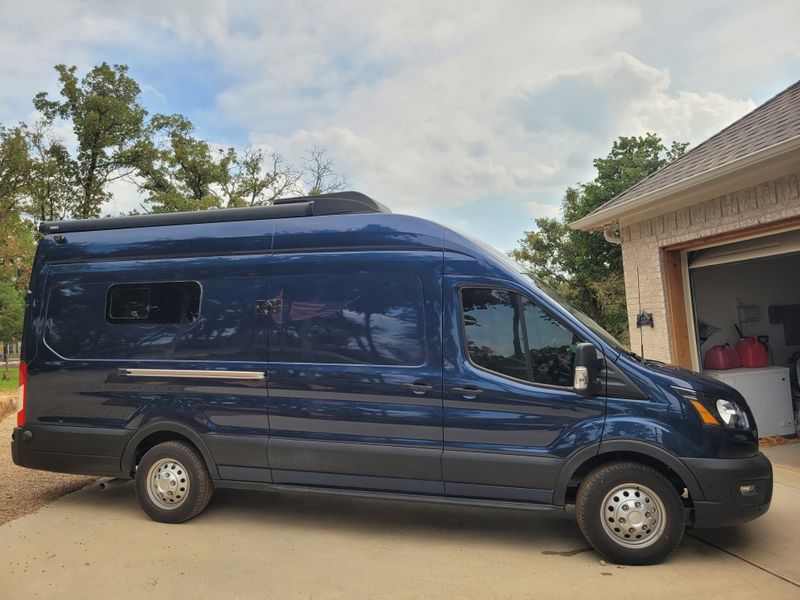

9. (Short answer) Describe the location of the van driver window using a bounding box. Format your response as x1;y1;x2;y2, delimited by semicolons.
106;281;201;324
461;288;579;387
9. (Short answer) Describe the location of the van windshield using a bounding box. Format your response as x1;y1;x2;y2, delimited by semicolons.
453;230;631;356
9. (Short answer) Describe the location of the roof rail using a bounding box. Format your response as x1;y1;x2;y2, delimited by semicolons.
38;191;391;234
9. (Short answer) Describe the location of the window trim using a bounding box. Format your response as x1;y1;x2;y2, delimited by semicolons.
457;284;585;392
105;280;203;325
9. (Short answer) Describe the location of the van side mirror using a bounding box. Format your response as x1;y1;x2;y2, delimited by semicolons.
574;342;602;395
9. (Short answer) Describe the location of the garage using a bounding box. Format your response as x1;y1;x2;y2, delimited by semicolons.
689;228;800;437
571;80;800;439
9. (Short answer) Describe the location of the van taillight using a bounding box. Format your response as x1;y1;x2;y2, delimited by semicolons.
16;361;27;427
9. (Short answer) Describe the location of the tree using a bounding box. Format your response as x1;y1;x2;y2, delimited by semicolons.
512;134;688;343
0;213;32;376
33;63;150;218
23;122;75;222
136;115;227;213
0;125;31;220
222;148;302;208
303;146;348;196
0;277;24;371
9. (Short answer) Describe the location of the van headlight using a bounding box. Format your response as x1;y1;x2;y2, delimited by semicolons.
716;398;748;429
673;387;750;430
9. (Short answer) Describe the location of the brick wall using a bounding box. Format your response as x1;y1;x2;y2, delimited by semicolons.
620;171;800;363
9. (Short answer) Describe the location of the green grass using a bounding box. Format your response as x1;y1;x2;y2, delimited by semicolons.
0;372;18;393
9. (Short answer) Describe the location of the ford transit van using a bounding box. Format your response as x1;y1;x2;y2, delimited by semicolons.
11;192;772;564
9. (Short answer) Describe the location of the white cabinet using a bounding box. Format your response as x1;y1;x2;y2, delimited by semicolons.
704;366;795;437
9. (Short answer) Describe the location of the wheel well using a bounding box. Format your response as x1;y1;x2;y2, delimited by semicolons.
564;451;692;507
129;431;206;477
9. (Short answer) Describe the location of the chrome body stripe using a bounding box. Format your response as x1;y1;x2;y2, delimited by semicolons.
118;368;266;380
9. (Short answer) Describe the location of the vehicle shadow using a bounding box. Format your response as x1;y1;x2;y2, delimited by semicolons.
202;487;586;550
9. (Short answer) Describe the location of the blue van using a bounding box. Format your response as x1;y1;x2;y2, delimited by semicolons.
11;192;771;564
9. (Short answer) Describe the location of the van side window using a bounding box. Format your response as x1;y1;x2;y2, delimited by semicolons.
269;273;425;365
461;288;579;387
106;282;201;324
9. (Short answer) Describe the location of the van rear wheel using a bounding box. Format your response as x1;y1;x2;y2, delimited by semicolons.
576;462;684;565
135;441;213;523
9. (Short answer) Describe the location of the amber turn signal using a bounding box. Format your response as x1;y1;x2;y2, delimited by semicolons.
690;399;720;426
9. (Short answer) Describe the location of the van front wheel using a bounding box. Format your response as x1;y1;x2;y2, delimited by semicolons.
576;462;684;565
135;441;213;523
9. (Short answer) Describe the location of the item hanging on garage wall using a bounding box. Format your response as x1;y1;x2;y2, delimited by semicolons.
767;304;800;345
737;300;760;325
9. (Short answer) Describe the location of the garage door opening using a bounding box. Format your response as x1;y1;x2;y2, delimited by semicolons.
688;229;800;437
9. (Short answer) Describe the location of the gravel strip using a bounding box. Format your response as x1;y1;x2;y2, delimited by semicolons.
0;401;96;526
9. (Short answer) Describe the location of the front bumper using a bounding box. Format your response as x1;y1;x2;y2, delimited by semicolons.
683;452;772;528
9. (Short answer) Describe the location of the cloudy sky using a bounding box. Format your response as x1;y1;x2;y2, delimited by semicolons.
1;1;799;250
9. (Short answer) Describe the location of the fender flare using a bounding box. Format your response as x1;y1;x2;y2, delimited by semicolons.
553;439;705;505
120;421;220;480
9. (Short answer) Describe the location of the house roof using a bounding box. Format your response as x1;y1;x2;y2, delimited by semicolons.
571;80;800;231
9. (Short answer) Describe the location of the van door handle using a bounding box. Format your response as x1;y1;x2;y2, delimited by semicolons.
403;382;433;395
452;386;484;399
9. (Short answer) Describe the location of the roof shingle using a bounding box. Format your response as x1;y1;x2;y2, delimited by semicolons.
585;80;800;219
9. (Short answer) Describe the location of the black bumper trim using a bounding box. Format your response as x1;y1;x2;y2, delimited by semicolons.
11;425;130;478
683;453;773;528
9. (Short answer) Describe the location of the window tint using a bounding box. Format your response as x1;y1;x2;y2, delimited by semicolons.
269;273;425;365
461;288;528;381
520;296;578;387
461;288;579;387
106;281;201;324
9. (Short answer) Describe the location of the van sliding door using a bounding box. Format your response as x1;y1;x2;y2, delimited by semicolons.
265;251;444;494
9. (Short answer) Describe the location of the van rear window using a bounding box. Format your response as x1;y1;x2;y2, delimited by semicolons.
106;281;201;324
268;273;425;366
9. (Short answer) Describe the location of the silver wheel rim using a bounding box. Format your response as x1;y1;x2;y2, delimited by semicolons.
600;483;667;549
146;458;190;510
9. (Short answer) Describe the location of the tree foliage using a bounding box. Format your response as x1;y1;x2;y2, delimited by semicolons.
0;126;32;220
136;114;227;213
33;63;150;219
512;134;688;343
0;213;34;350
222;147;302;208
0;62;352;344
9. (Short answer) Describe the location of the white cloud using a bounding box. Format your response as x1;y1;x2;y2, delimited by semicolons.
189;4;770;214
0;1;797;239
523;201;560;220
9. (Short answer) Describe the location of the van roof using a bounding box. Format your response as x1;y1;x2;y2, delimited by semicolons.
38;191;390;234
36;196;521;286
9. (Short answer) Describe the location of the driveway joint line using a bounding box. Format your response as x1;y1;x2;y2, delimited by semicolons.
686;532;800;589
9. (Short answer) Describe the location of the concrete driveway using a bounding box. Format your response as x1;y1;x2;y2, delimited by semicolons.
1;462;798;599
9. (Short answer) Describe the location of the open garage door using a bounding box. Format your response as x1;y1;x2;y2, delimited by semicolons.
687;229;800;437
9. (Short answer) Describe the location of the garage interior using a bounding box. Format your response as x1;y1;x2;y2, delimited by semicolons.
688;228;800;437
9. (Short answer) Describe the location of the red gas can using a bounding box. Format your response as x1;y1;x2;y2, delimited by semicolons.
703;344;741;370
735;336;768;368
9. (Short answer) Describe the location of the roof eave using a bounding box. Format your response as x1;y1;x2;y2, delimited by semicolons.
570;134;800;232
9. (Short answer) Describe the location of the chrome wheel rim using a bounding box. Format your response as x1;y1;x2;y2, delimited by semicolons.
600;483;667;549
147;458;190;510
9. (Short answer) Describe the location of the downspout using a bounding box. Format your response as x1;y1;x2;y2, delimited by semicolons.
603;222;622;245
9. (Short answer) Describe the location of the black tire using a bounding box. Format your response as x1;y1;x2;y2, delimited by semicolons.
576;462;684;565
134;440;213;523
